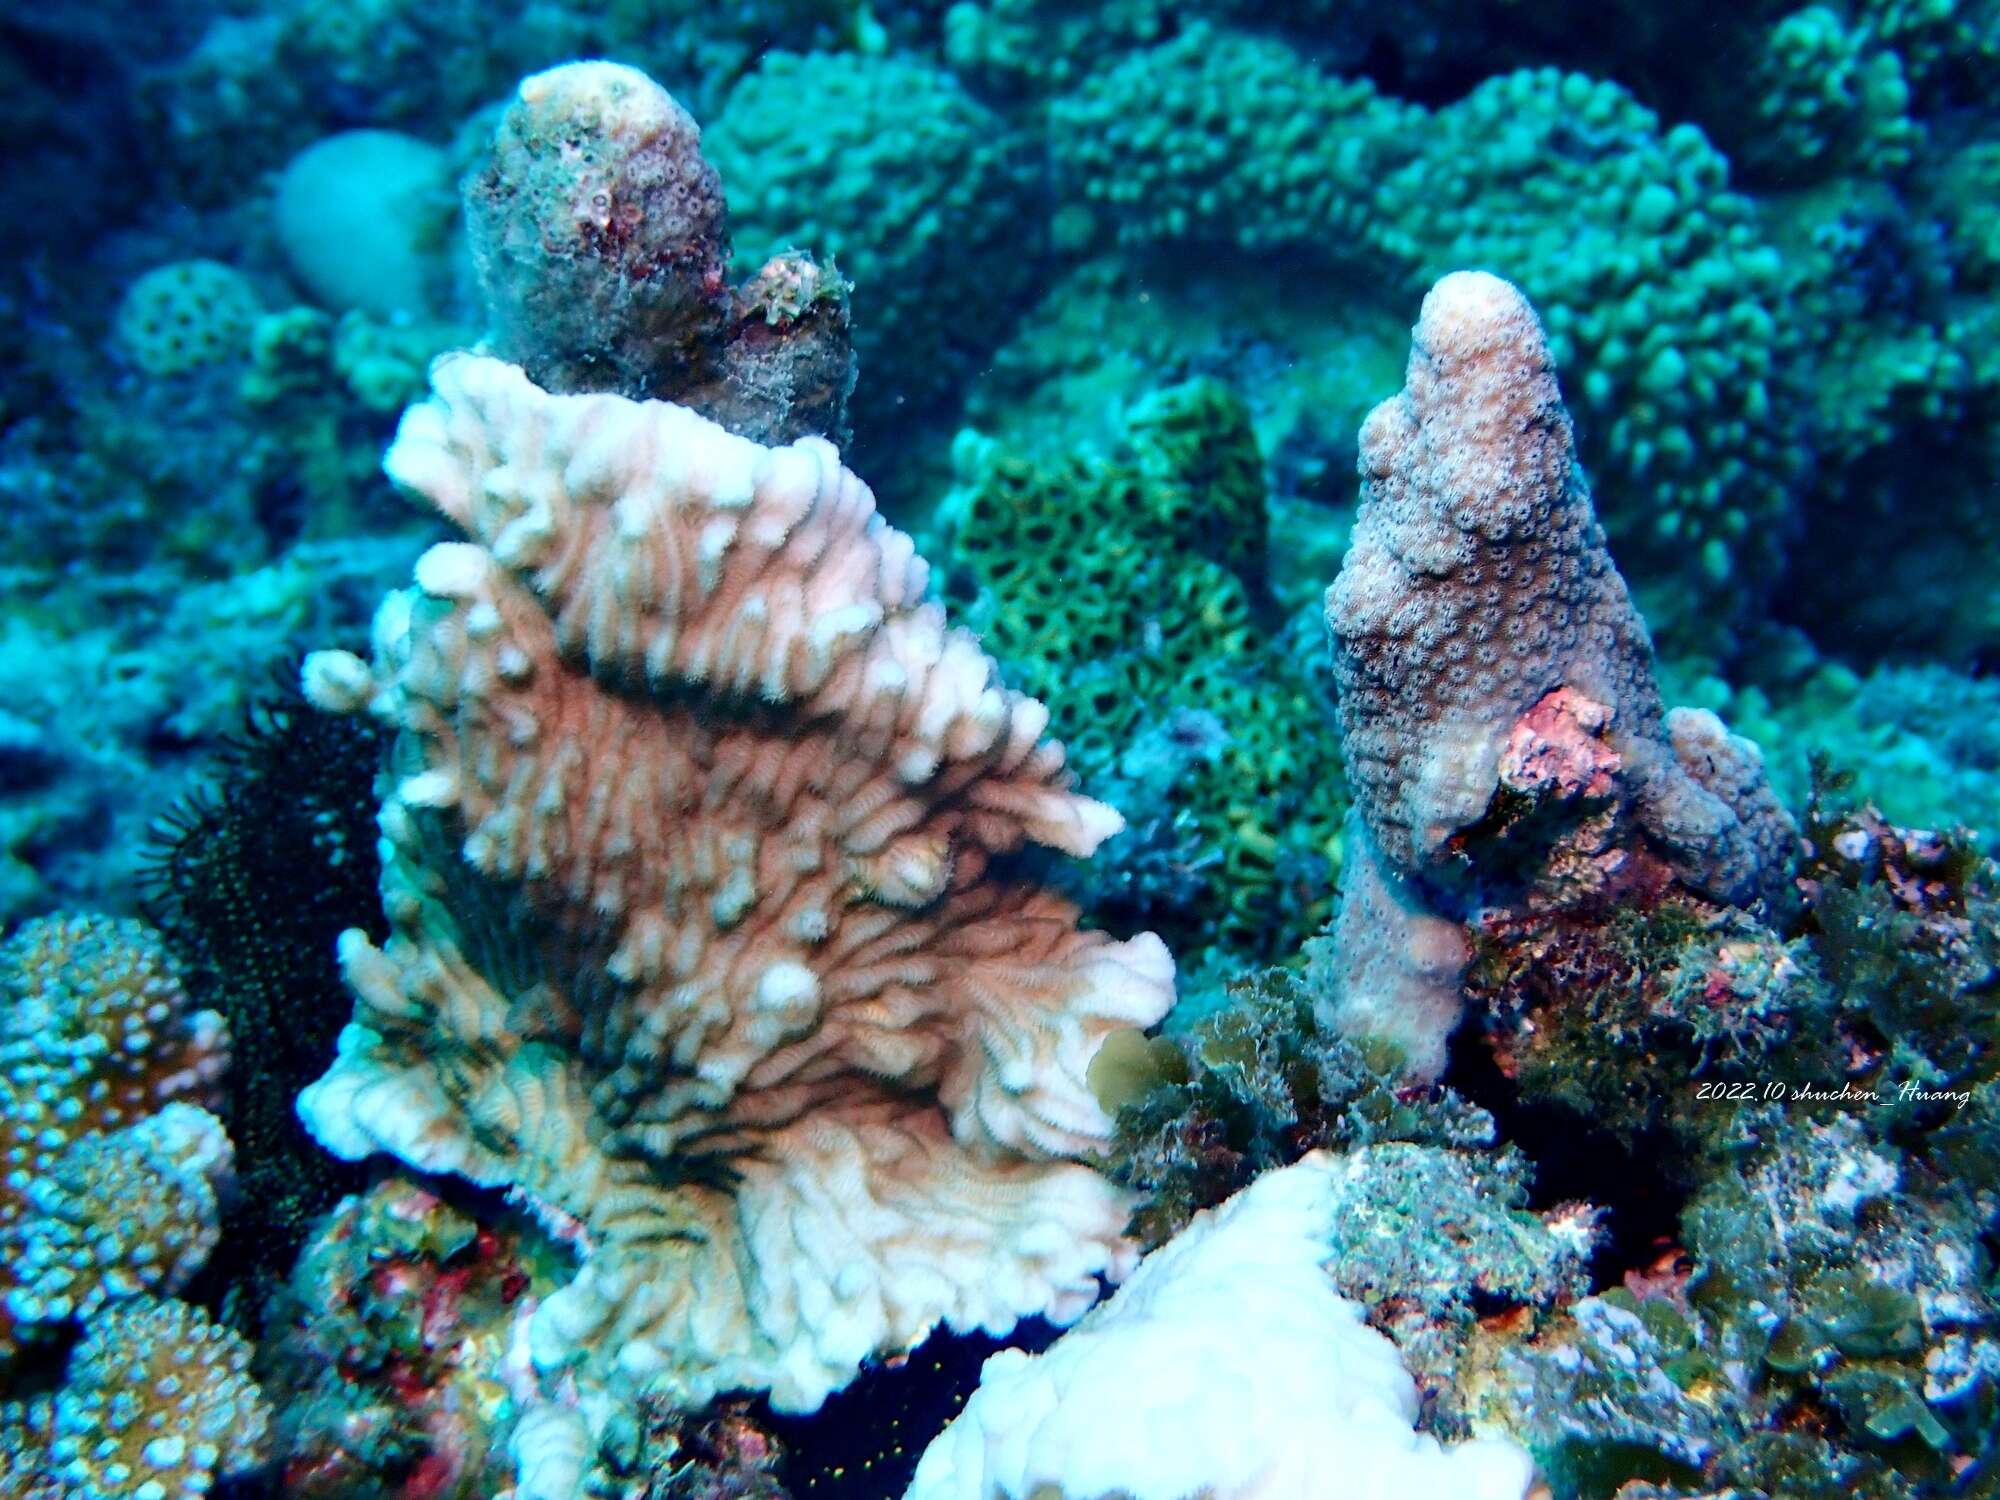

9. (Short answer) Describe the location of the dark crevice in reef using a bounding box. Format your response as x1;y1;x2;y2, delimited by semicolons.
758;1316;1064;1498
1445;1026;1686;1289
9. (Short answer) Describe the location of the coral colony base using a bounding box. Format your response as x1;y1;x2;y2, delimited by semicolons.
0;11;1997;1500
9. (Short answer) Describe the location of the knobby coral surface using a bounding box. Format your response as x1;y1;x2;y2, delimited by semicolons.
298;351;1175;1443
0;915;229;1360
1322;271;1794;1079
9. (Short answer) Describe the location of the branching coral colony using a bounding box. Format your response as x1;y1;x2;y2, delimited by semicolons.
297;61;1172;1489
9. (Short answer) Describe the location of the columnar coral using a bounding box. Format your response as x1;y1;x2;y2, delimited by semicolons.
465;61;854;446
297;342;1175;1453
1322;271;1794;1079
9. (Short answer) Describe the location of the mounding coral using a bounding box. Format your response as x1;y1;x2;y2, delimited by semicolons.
905;1152;1539;1500
296;331;1174;1475
0;1293;272;1498
0;915;230;1360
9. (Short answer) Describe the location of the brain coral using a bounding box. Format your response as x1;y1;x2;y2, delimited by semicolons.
705;49;1042;432
939;381;1345;967
298;352;1174;1440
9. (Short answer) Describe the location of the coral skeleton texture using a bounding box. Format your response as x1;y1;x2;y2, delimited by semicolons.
1322;270;1795;1078
299;352;1175;1431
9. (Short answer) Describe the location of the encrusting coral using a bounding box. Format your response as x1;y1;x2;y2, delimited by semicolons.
1321;270;1795;1080
938;380;1346;968
295;57;1173;1487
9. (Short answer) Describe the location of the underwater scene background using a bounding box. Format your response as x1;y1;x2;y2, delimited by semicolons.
0;0;1997;1496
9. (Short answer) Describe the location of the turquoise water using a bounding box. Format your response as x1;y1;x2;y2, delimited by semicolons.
0;5;1995;1497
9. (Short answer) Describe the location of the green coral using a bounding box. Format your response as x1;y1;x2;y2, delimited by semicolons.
1103;962;1494;1247
706;49;1043;433
1374;69;1801;645
1742;6;1921;180
1036;35;1805;645
1046;23;1419;256
937;379;1345;963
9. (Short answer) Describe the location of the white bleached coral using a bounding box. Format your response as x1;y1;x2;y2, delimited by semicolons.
903;1151;1538;1500
298;351;1174;1422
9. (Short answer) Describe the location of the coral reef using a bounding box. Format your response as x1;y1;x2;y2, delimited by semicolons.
296;338;1173;1461
1322;270;1794;1080
906;1152;1539;1500
1472;1100;1999;1496
938;380;1344;967
8;6;2000;1497
0;915;227;1359
0;537;414;926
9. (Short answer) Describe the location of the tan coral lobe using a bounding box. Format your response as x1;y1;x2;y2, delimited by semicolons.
299;352;1173;1417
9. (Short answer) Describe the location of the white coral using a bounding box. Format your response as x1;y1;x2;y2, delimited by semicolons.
904;1152;1538;1500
